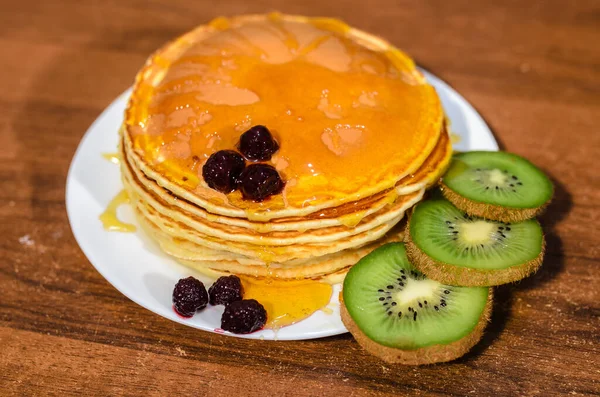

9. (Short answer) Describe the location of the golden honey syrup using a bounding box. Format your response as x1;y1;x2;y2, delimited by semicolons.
102;152;120;164
240;276;333;329
125;14;443;212
450;132;462;144
99;190;137;232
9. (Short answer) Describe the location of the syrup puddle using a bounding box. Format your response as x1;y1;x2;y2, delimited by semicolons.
450;132;461;144
321;306;334;315
99;190;136;232
102;152;120;164
240;277;333;329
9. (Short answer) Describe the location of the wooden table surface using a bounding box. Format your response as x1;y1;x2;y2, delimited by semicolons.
1;0;599;395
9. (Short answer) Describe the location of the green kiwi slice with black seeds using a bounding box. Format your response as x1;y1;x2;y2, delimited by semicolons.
441;151;553;222
405;198;545;286
341;242;492;365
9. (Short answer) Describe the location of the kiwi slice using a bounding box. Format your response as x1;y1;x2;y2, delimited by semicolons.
441;151;553;222
405;198;545;286
341;242;492;365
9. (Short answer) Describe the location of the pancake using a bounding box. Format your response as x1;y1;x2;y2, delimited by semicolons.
124;13;444;221
125;163;422;246
139;210;407;279
120;13;450;281
133;194;415;263
122;137;429;242
120;122;450;232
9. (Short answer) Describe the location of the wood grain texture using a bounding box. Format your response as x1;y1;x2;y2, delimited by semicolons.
0;0;598;395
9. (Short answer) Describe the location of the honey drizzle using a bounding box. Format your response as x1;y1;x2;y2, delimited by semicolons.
240;276;333;329
238;31;270;57
99;190;137;232
321;306;334;315
338;210;368;227
450;132;462;144
267;13;300;50
102;152;120;164
129;15;443;212
297;34;331;56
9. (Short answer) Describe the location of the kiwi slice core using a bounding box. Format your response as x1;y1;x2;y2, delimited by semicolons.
406;198;545;286
342;243;490;360
442;151;553;222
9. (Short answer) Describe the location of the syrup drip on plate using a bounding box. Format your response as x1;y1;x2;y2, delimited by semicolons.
102;152;120;164
99;190;137;232
450;132;461;144
240;276;333;329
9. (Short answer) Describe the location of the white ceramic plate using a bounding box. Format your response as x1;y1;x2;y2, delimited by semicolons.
66;70;498;340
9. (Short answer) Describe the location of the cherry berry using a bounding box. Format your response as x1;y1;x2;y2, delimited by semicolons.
202;150;245;193
238;164;284;202
237;125;279;161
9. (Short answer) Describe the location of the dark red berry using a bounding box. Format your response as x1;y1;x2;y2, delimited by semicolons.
202;150;245;193
221;299;267;334
172;277;208;318
209;275;244;306
238;164;284;202
238;125;279;161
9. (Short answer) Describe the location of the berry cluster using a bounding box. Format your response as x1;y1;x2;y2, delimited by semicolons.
172;275;267;334
202;125;284;202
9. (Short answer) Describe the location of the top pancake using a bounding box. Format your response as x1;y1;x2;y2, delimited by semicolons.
125;14;443;220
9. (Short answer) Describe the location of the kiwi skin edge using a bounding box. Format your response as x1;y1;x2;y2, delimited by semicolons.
340;290;493;365
404;215;546;287
440;183;551;223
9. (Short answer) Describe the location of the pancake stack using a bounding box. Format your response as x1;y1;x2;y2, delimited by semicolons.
120;14;452;281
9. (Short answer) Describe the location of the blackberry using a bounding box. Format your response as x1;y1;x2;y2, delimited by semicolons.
202;150;245;193
209;275;244;306
221;299;267;334
238;125;279;161
238;164;284;202
172;277;208;318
